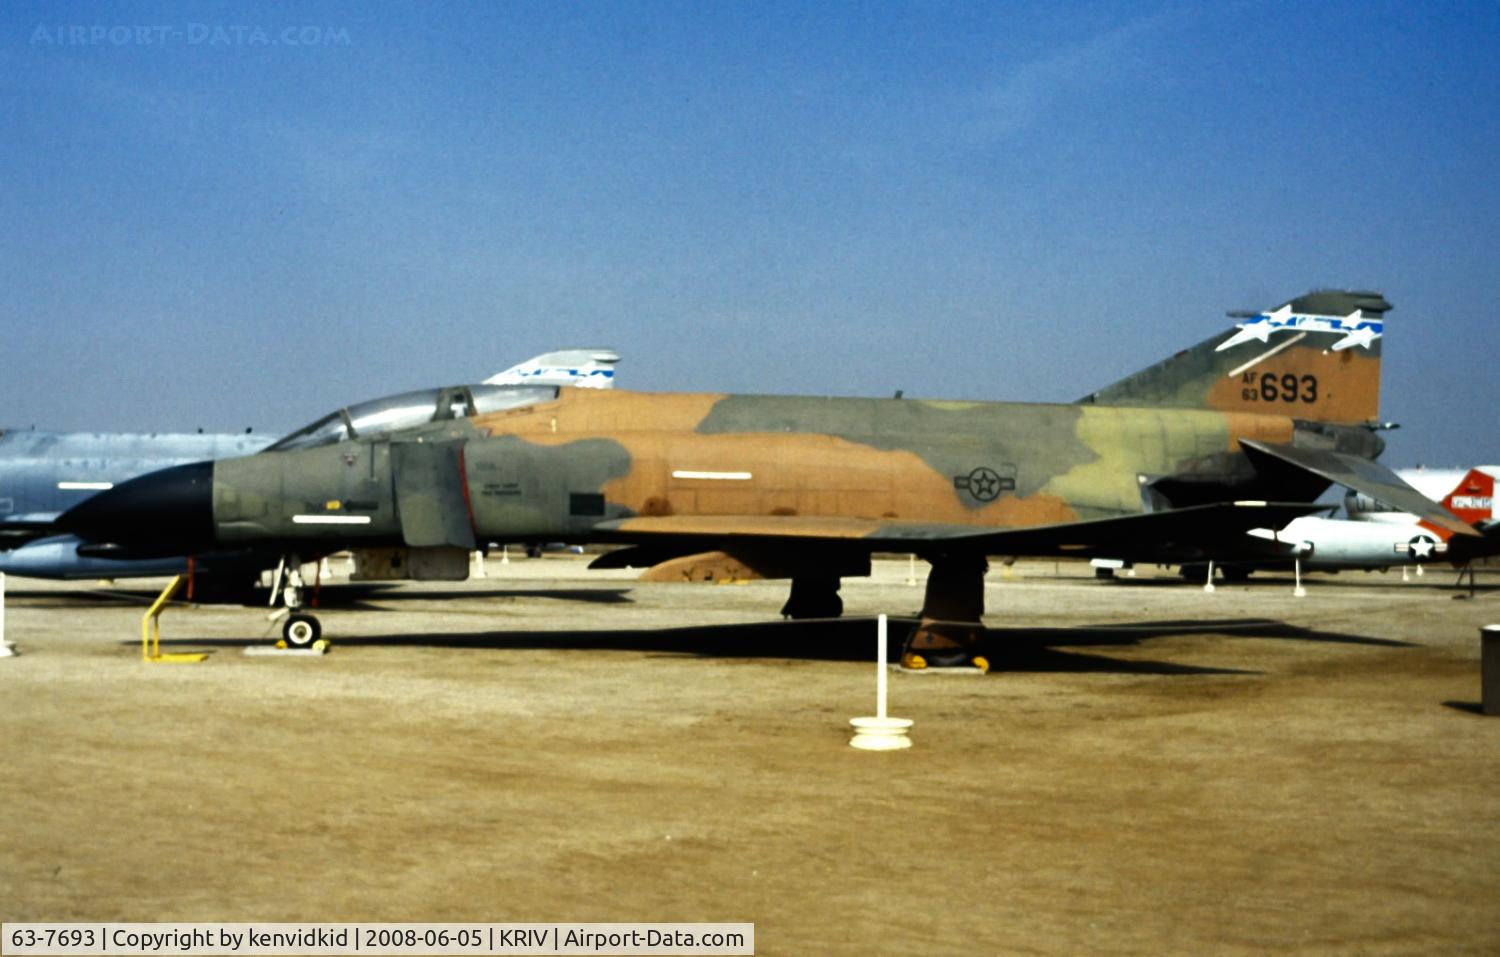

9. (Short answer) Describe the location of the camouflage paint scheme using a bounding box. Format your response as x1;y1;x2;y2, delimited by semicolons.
212;392;1305;550
64;291;1476;664
206;291;1414;556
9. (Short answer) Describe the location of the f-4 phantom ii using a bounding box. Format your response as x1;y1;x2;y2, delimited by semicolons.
0;349;618;583
62;290;1476;669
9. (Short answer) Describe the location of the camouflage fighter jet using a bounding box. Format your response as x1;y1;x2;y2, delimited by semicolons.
61;290;1476;668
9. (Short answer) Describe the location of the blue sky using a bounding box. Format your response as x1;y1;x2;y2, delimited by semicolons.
1;1;1496;465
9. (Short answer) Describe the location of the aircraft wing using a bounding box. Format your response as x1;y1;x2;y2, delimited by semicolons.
592;501;1327;560
1240;440;1480;538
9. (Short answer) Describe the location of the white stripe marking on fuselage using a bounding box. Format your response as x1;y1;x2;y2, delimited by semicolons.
671;470;753;481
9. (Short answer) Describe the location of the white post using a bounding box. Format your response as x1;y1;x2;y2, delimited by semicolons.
1293;558;1306;598
1402;565;1411;582
501;544;510;565
0;571;13;657
1203;560;1216;594
849;612;912;750
474;549;487;579
905;554;917;587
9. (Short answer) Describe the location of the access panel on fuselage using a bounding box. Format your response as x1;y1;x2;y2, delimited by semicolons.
391;440;476;549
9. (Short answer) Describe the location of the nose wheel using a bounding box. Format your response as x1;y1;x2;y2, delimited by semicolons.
268;555;329;650
282;613;322;647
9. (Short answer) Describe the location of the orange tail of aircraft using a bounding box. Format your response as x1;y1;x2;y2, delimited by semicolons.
1433;467;1498;533
1080;290;1392;425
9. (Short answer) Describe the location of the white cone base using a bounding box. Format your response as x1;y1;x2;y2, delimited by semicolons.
849;716;913;750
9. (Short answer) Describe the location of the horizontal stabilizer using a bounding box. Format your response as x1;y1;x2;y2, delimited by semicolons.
1240;440;1479;538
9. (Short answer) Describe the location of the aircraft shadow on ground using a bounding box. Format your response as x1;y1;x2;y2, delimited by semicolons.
8;583;634;611
1441;701;1486;716
1097;574;1500;593
1;583;406;609
156;615;1405;677
354;587;636;605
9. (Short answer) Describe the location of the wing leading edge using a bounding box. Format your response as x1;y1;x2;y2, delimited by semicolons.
1240;440;1479;539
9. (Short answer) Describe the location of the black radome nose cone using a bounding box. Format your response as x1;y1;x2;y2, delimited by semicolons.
58;460;216;554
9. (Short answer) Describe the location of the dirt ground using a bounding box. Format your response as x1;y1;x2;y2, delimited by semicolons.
2;557;1498;955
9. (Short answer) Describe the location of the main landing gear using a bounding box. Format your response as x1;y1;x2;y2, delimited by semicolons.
902;554;990;673
781;576;844;620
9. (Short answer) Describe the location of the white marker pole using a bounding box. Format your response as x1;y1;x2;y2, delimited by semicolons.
0;571;13;657
1203;560;1216;594
849;613;912;750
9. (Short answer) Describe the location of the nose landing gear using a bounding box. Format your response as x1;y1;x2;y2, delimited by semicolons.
269;555;327;650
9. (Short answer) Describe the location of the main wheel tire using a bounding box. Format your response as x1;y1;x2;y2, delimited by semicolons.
283;613;322;647
1179;563;1210;583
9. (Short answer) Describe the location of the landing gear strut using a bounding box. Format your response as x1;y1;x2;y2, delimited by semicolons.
781;576;843;619
270;555;324;647
902;553;989;672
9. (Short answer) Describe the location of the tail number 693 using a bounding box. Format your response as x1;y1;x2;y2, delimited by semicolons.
1242;372;1317;403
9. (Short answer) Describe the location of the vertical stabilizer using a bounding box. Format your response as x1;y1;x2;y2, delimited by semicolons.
1438;467;1498;529
1078;290;1391;424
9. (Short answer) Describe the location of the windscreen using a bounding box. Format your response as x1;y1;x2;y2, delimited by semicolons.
266;385;558;451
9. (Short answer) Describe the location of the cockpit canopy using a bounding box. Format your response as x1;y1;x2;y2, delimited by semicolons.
266;384;557;452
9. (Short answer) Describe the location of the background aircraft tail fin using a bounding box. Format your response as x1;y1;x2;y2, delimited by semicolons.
485;348;619;389
1078;290;1391;424
1438;467;1498;529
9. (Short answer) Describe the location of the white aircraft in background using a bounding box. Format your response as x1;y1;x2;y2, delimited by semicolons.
1346;466;1498;528
485;348;619;389
1094;466;1499;582
1232;466;1498;577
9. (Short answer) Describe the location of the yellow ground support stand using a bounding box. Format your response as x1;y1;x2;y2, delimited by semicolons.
141;575;208;663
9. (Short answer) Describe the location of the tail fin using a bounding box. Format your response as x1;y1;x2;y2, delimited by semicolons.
484;348;619;389
1078;290;1391;424
1437;467;1498;529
